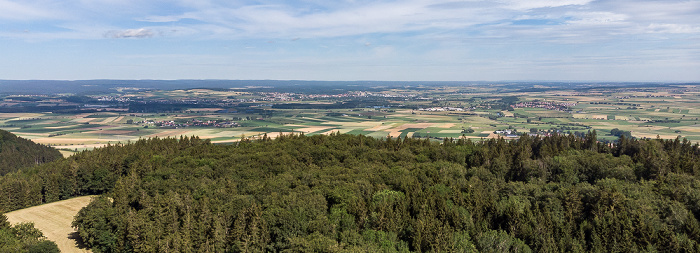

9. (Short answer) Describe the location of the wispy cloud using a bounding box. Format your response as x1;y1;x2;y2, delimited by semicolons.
646;24;700;34
502;0;595;10
0;0;698;81
3;0;699;40
0;0;57;20
105;28;155;38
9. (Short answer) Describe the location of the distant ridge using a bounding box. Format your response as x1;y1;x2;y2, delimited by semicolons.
0;79;693;95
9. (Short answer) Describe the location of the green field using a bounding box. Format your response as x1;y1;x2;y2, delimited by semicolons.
2;84;700;156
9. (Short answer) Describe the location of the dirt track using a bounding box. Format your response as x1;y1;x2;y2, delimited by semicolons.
5;196;95;253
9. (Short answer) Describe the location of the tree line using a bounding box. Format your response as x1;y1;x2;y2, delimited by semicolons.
1;131;700;252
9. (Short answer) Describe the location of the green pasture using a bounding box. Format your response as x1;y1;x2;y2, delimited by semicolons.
366;131;390;139
399;128;422;138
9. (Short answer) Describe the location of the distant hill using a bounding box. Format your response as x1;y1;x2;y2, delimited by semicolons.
0;129;63;176
1;79;685;95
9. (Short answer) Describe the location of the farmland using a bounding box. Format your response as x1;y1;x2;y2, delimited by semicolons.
4;196;94;253
1;81;699;156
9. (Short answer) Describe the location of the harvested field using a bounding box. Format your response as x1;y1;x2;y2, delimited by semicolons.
71;117;94;123
365;123;394;131
297;126;333;133
58;150;76;157
31;138;106;144
482;131;499;139
395;123;436;129
0;113;44;118
5;196;95;253
321;121;378;127
100;117;117;123
676;126;700;133
145;129;191;138
93;130;135;135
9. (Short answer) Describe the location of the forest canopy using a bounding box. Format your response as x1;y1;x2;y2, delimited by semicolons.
0;129;62;176
1;132;700;252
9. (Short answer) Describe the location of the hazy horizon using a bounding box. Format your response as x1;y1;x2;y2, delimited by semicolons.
2;79;695;83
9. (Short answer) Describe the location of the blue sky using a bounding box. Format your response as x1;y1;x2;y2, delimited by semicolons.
1;0;699;81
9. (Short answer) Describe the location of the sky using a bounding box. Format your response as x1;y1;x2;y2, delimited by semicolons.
0;0;699;82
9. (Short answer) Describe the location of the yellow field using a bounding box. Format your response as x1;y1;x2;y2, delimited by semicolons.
387;123;436;137
365;123;395;131
297;126;333;133
4;196;95;253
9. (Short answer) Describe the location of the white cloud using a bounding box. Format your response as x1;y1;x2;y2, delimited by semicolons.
137;15;183;23
502;0;594;10
565;12;628;25
1;0;699;81
646;23;700;34
604;0;700;21
0;0;56;20
160;0;505;38
3;0;699;40
105;28;155;38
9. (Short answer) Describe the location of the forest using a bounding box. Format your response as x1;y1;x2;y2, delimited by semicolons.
1;131;700;252
0;130;62;176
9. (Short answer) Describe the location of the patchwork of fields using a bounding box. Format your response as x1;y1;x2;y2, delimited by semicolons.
2;85;700;156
